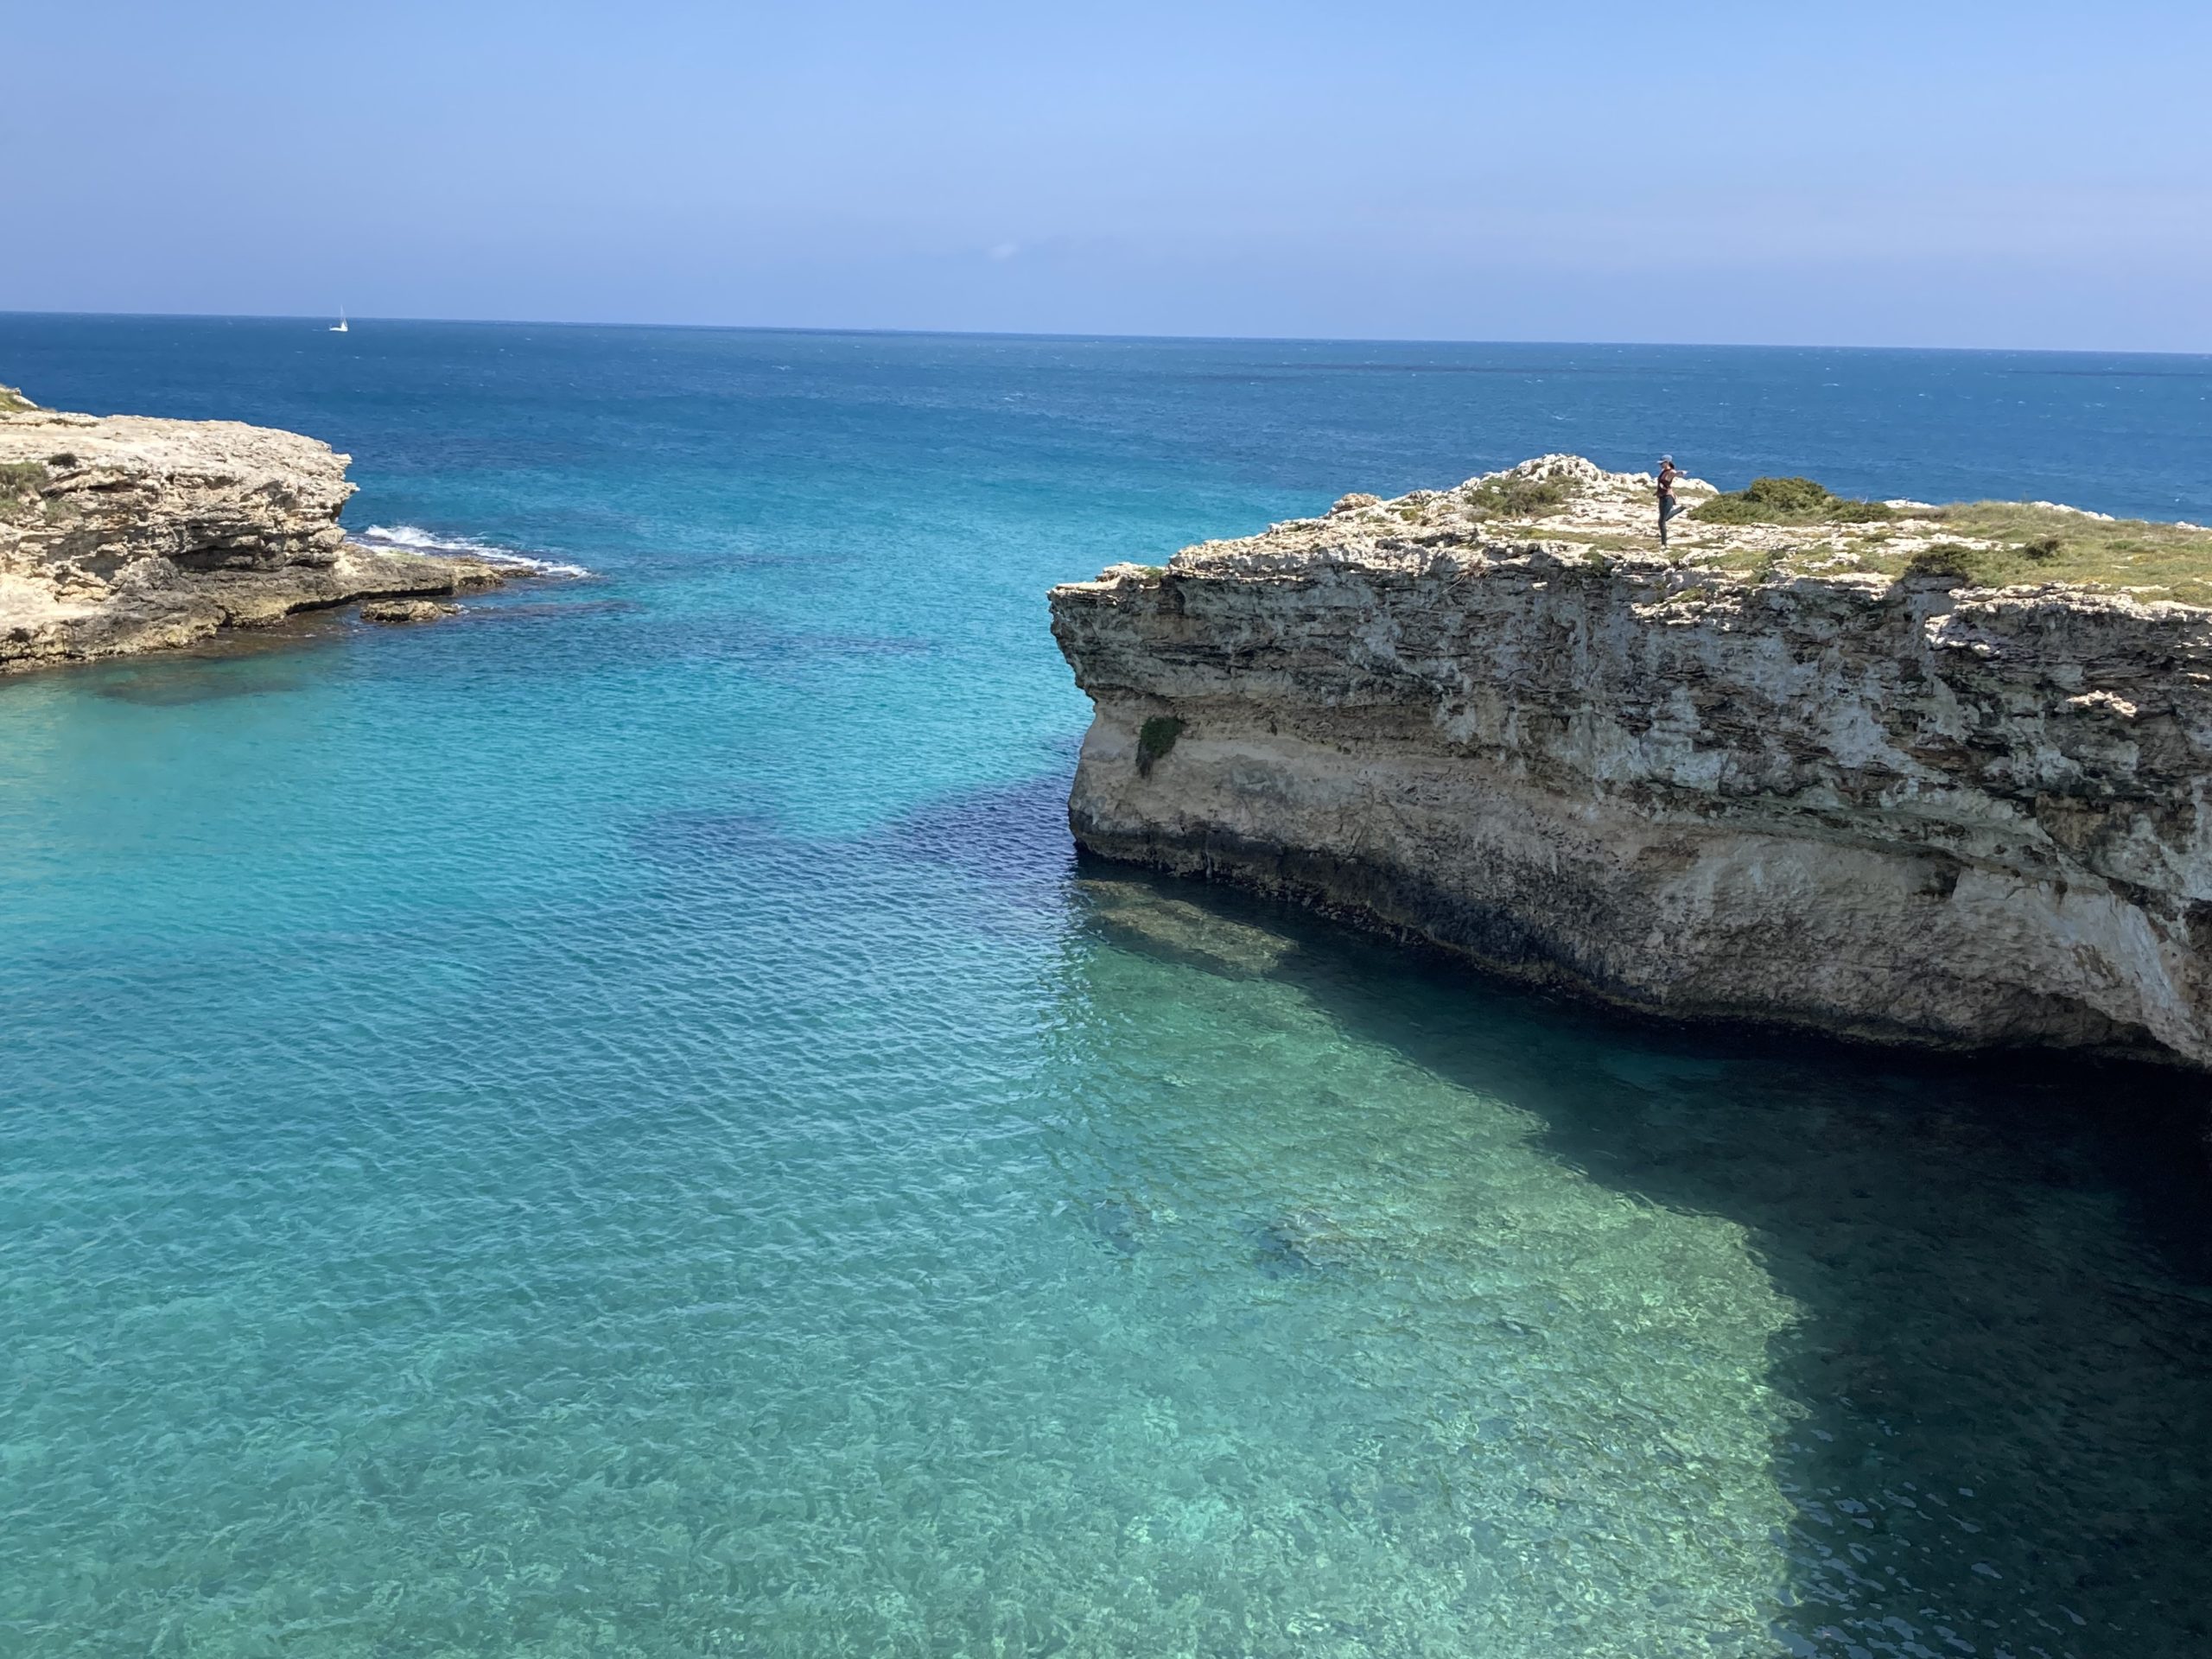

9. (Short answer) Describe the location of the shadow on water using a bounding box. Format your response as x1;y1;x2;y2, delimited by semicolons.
1070;854;2212;1658
44;594;608;705
83;630;335;702
620;758;2212;1651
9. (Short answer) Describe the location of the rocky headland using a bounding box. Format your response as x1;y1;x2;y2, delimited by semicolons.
1;383;517;672
1051;456;2212;1072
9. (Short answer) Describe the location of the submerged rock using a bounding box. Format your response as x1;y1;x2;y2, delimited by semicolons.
360;598;461;625
1050;456;2212;1072
1082;1196;1150;1256
1250;1208;1360;1278
1;391;512;671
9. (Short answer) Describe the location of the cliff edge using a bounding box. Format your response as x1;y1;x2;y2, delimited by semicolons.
1;385;515;671
1050;456;2212;1071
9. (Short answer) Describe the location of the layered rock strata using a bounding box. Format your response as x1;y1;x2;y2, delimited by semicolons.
2;390;512;671
1051;457;2212;1071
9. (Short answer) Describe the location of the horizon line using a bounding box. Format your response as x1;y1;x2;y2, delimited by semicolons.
3;307;2208;363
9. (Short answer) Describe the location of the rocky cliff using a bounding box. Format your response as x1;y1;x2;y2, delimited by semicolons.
1;387;513;671
1051;457;2212;1071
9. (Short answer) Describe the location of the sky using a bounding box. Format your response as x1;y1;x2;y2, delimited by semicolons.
5;0;2209;351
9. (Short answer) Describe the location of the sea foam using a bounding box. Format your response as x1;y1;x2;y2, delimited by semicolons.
355;524;591;578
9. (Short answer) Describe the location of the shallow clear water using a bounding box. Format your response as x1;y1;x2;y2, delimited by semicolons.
3;318;2210;1657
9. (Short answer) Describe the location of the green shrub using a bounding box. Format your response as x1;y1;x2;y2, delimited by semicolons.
1732;476;1828;513
1904;535;2074;588
1136;715;1185;778
0;460;47;500
1694;475;1895;525
1465;472;1582;519
1903;542;1992;584
0;385;34;415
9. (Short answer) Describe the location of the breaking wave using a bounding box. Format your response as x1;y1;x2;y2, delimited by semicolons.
354;524;592;578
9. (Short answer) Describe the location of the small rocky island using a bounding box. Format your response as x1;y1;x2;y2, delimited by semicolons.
1052;456;2212;1072
1;382;515;671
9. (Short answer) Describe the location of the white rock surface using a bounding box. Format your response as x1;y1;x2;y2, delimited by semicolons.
1051;458;2212;1071
1;399;507;671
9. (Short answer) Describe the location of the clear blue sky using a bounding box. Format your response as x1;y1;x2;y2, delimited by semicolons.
8;0;2209;350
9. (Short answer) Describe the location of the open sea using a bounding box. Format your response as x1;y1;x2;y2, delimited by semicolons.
3;315;2210;1659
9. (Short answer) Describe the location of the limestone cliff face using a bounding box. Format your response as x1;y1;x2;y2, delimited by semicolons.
1;392;511;671
1051;459;2212;1071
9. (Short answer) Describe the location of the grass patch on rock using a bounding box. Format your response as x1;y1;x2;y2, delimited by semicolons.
0;385;35;415
1900;539;2059;587
1693;476;1895;525
0;460;47;519
1136;715;1185;778
1931;504;2212;590
1464;471;1583;519
1874;505;2212;598
1669;477;2212;596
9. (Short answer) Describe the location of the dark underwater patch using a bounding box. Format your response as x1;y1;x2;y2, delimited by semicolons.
1081;1196;1149;1256
90;651;320;704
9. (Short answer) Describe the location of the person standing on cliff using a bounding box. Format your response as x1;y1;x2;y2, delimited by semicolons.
1657;456;1686;545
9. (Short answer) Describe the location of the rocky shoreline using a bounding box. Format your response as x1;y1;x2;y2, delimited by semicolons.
1051;457;2212;1073
1;385;520;672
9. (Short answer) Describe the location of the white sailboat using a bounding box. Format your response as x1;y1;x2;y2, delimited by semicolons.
330;308;348;334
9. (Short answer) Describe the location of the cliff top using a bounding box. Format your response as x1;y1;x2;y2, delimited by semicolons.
1103;455;2212;607
1;401;355;493
1;401;359;569
1;386;519;671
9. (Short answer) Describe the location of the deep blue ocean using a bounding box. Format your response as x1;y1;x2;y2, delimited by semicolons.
3;315;2210;1658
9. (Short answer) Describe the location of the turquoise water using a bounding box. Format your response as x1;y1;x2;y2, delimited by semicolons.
3;319;2211;1657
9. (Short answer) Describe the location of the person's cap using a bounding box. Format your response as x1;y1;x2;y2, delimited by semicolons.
1661;454;1673;463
